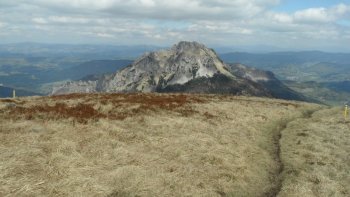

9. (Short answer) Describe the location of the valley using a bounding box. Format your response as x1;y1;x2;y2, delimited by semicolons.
0;55;133;94
220;51;350;105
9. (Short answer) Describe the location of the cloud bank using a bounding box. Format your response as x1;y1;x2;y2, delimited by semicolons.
0;0;349;51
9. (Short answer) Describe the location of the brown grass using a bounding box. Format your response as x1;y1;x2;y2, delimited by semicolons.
278;107;350;196
0;93;326;196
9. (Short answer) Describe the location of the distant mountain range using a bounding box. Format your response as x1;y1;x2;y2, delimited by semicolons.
0;58;132;94
220;51;350;82
52;41;306;101
219;51;350;104
1;43;349;104
220;51;350;66
0;43;161;59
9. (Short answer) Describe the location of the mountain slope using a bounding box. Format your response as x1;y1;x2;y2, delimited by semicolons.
228;64;309;101
158;73;270;96
52;41;306;101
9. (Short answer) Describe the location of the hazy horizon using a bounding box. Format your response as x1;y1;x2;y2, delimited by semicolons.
1;0;350;52
1;41;350;54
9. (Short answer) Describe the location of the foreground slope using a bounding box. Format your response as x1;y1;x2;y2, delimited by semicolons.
279;107;350;196
0;94;322;196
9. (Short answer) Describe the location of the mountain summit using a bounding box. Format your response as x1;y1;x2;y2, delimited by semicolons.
102;41;236;93
52;41;306;101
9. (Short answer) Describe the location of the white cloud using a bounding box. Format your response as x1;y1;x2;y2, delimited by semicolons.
188;21;253;35
139;0;156;7
0;1;350;51
293;4;350;24
96;32;114;38
48;16;89;24
17;0;280;20
331;3;350;16
294;7;333;23
32;17;48;24
265;12;293;23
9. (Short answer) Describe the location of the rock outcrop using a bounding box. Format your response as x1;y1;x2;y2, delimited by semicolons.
51;41;306;101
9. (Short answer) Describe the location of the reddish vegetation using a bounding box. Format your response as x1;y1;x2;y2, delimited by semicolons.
9;103;105;124
2;93;303;124
4;93;207;123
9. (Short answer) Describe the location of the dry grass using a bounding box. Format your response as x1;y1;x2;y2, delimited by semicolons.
0;93;323;196
278;107;350;196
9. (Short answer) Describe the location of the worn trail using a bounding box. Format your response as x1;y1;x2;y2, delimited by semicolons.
267;108;322;197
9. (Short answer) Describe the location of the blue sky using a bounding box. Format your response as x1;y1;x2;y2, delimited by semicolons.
0;0;350;52
275;0;348;12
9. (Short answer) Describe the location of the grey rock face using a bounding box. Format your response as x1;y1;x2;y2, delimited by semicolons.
229;64;275;82
102;41;235;92
52;41;236;95
52;80;97;95
52;41;310;101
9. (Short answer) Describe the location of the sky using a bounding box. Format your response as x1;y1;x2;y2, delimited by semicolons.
0;0;350;51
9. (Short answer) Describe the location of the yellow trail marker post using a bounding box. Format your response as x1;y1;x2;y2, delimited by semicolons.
345;104;348;119
12;89;16;99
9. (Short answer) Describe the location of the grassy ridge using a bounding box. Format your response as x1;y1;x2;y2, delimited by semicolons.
0;94;333;196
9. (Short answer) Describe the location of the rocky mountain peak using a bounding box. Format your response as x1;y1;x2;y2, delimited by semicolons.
51;41;306;101
108;41;235;91
171;41;207;52
52;41;246;94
